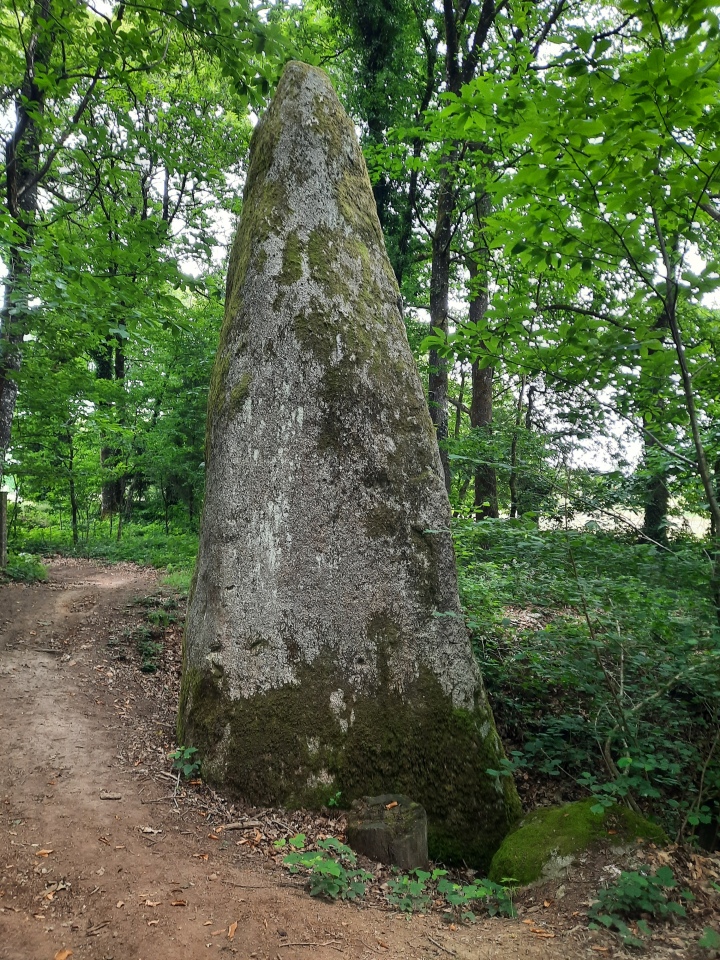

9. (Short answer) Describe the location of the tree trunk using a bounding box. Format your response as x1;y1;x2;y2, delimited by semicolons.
427;0;502;493
0;0;57;456
641;416;670;546
65;430;79;546
509;378;526;519
454;365;466;440
641;307;671;546
466;198;497;520
95;335;125;516
471;360;498;519
0;492;7;569
429;169;456;493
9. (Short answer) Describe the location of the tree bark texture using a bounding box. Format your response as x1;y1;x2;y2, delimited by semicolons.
467;203;498;519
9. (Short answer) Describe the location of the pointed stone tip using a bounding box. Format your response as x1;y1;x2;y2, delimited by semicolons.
280;59;331;82
273;60;339;104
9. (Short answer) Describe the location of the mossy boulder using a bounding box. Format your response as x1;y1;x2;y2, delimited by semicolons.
179;60;521;869
488;800;668;886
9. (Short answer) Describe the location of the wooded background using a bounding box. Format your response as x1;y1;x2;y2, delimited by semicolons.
2;0;720;848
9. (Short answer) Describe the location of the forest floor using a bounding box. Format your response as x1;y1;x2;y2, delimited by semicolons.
0;560;717;960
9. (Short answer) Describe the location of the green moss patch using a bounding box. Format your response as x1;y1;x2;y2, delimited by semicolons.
178;654;520;870
489;800;667;886
229;373;252;413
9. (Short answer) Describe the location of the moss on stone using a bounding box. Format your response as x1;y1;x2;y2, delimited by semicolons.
225;179;286;329
205;120;287;452
229;373;252;413
364;503;404;540
311;90;351;166
205;351;231;462
306;227;352;302
179;654;520;869
488;800;668;886
336;166;384;253
278;231;303;290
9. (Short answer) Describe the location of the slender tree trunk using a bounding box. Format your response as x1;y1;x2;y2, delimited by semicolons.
509;378;526;519
652;211;720;616
429;169;456;493
466;196;498;520
454;365;465;440
641;309;671;546
428;0;501;492
641;415;670;546
395;17;438;287
65;430;79;546
95;333;124;516
0;0;57;457
471;360;498;519
0;491;7;569
10;483;21;539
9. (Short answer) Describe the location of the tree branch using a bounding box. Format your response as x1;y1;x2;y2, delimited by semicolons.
17;64;103;202
530;0;567;58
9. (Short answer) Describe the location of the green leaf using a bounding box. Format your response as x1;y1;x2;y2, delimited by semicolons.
699;927;720;949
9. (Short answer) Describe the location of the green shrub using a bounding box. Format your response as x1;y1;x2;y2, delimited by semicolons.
282;836;374;900
1;553;48;583
16;520;198;570
588;866;693;947
454;518;720;843
280;837;515;919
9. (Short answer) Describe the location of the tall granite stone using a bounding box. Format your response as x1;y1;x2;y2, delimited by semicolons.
178;60;521;868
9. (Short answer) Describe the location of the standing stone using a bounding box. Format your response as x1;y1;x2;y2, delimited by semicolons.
178;61;520;868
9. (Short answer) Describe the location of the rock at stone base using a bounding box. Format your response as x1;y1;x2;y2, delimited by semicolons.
347;794;428;870
488;800;668;886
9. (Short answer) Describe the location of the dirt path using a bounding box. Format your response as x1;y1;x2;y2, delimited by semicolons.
0;561;651;959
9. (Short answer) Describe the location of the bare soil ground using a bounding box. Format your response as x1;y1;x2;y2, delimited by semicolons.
0;560;717;960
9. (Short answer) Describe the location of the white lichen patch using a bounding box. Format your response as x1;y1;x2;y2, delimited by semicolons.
305;770;334;789
329;689;348;732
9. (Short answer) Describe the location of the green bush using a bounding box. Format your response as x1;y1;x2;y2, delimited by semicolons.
281;836;374;900
280;837;515;919
455;518;720;842
17;521;198;571
1;553;48;583
588;866;693;947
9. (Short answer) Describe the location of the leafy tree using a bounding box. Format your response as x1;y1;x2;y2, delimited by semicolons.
0;0;281;462
425;2;720;591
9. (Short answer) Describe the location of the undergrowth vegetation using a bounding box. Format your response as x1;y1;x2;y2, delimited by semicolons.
10;502;197;574
278;835;517;919
456;518;720;847
0;551;47;583
5;499;720;849
587;866;693;947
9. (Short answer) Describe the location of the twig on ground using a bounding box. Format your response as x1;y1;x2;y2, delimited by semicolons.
278;941;341;948
427;936;457;956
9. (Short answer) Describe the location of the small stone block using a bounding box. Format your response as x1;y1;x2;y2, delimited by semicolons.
346;794;428;870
